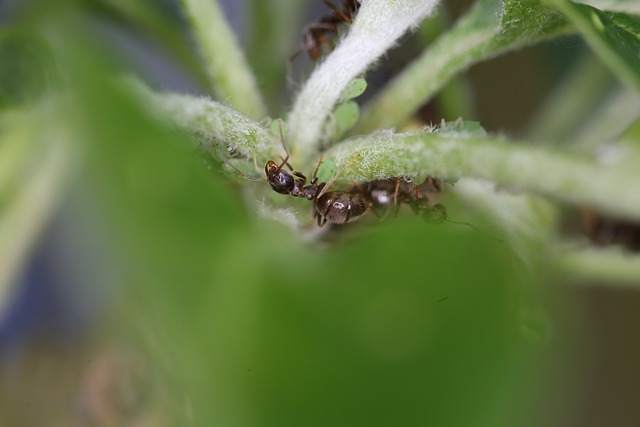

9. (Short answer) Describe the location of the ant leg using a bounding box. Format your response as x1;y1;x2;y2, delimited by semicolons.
275;119;291;172
218;153;266;182
311;155;324;184
323;0;352;23
392;178;402;217
445;218;504;244
276;154;307;183
316;153;361;199
289;47;303;64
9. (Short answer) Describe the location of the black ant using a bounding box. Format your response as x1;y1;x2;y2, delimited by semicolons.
293;0;362;61
220;126;488;235
221;121;363;227
361;177;504;242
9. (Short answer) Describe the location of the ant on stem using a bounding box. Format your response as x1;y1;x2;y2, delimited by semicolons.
221;120;364;227
220;123;485;236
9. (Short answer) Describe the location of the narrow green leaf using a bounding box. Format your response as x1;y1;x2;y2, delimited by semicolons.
356;0;572;133
554;246;640;287
574;0;640;15
544;0;640;92
323;131;640;221
180;0;267;119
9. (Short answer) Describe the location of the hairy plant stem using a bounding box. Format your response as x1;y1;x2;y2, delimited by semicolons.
287;0;440;164
127;79;275;160
554;246;640;287
323;131;640;221
180;0;266;119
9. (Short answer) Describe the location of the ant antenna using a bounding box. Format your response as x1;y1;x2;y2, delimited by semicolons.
276;119;290;172
445;218;503;244
316;153;361;199
311;155;324;183
216;146;266;182
324;0;352;23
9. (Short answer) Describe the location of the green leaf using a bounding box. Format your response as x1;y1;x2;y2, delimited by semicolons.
340;78;368;101
0;30;59;109
356;0;572;133
544;0;640;92
270;118;288;139
323;131;640;221
438;120;488;137
180;0;266;119
332;101;361;138
573;0;640;14
315;158;337;184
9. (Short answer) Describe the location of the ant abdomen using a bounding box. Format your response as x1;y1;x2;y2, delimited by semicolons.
314;191;368;226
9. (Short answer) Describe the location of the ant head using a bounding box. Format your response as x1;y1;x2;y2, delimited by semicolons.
265;160;295;194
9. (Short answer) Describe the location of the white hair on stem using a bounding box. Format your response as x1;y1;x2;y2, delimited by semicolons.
287;0;441;164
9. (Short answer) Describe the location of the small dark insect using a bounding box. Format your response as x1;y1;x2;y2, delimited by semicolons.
294;0;362;61
352;177;500;241
221;122;454;229
313;176;446;227
222;121;363;227
358;177;446;223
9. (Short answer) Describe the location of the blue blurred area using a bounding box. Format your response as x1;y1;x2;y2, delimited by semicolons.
0;232;86;382
0;216;109;358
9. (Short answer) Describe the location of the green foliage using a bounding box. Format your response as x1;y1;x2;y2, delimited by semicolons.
544;0;640;92
331;100;360;138
2;0;640;425
356;0;573;133
341;77;368;101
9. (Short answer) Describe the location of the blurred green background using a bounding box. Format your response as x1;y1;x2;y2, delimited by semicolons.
1;0;638;426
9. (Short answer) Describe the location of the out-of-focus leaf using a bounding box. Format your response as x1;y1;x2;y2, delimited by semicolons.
545;0;640;92
188;218;545;427
574;0;640;14
0;30;59;109
356;0;572;133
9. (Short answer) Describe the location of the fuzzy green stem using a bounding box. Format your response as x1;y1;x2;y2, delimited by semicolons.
287;0;440;164
127;79;274;160
180;0;266;119
323;131;640;221
554;246;640;287
355;0;571;133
